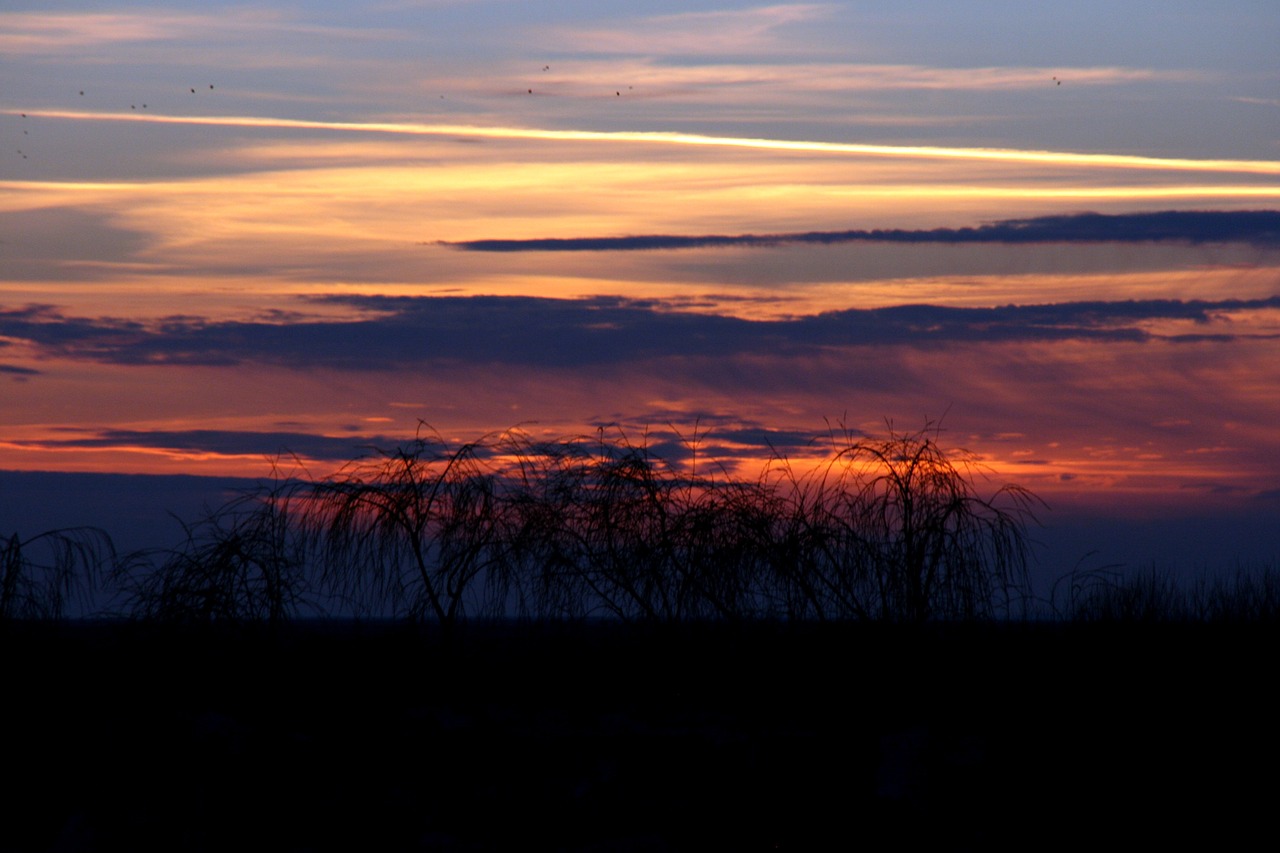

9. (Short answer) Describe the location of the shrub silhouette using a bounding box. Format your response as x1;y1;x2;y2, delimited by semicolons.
276;420;1045;624
521;421;1037;622
20;419;1280;626
64;419;1048;624
748;421;1041;621
826;422;1041;621
500;432;599;619
511;426;761;622
1;526;115;621
302;426;517;624
116;480;310;624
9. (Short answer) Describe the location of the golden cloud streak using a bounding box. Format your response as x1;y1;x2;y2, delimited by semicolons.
17;109;1280;176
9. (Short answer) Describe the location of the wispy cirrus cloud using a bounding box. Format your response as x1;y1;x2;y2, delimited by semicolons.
0;12;219;51
15;109;1280;175
527;59;1204;97
1230;96;1280;109
0;9;400;54
473;58;1203;118
555;4;835;56
792;63;1203;91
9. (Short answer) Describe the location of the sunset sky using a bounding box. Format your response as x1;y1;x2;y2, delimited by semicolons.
3;1;1278;579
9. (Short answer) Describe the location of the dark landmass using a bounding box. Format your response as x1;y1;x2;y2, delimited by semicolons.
5;620;1275;851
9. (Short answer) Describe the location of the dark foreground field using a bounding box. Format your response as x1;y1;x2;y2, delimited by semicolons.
5;620;1277;851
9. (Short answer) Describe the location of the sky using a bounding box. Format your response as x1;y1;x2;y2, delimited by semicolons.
2;1;1279;581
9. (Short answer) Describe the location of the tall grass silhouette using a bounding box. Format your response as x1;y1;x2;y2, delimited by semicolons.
1052;561;1280;623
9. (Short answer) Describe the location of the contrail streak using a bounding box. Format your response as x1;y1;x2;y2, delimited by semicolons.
14;109;1280;175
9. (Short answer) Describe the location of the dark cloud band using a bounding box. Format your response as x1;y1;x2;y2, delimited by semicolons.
443;210;1280;252
12;429;408;464
2;294;1277;373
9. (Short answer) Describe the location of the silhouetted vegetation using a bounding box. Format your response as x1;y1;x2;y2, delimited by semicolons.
0;526;113;623
302;427;517;623
1050;560;1280;623
5;420;1279;625
745;423;1041;621
115;476;310;624
286;421;1042;623
5;421;1278;850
